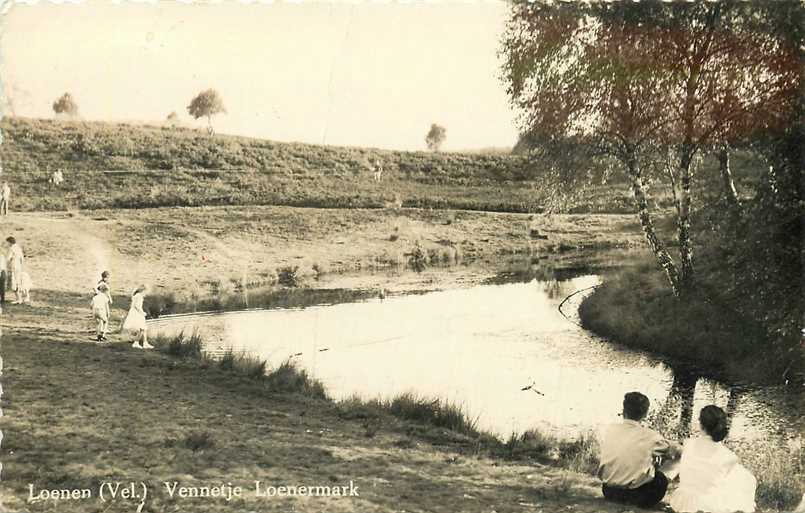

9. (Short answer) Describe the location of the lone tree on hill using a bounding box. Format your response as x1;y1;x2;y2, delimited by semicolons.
187;89;226;135
52;93;78;117
425;124;447;152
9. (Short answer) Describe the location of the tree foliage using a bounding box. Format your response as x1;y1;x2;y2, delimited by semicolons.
52;93;78;117
425;124;447;152
501;0;800;296
187;89;226;131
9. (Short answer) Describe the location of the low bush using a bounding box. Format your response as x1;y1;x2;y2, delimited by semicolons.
578;261;771;382
180;430;215;452
154;330;203;359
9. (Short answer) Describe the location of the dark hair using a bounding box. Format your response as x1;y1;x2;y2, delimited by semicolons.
101;271;110;279
623;392;650;421
699;405;729;442
5;236;15;244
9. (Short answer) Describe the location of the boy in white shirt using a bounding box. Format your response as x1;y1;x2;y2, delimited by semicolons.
91;283;112;342
599;391;682;508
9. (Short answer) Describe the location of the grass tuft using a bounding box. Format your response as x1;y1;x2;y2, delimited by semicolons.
743;442;804;511
384;393;478;436
180;431;215;452
264;360;328;399
503;429;558;460
154;330;204;358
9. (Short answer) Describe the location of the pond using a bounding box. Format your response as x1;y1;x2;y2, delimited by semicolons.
149;267;803;456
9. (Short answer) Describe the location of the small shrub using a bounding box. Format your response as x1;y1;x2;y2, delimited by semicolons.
238;354;268;379
277;266;300;287
744;443;804;511
157;330;203;359
503;429;557;460
218;350;237;371
145;292;177;318
408;245;427;273
311;262;327;279
557;431;600;475
384;392;478;436
181;430;215;452
264;360;328;399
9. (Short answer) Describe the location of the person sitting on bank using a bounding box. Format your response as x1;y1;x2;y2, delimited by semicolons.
669;405;757;513
598;391;681;509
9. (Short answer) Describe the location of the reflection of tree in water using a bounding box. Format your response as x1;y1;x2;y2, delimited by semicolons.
487;257;595;298
650;365;745;440
542;279;563;299
725;386;745;429
650;365;698;439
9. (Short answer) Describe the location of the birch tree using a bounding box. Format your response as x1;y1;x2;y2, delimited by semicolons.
501;0;799;296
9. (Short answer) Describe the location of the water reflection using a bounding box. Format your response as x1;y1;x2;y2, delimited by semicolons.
151;273;803;450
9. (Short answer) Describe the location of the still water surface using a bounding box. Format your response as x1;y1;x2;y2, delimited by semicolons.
151;274;803;451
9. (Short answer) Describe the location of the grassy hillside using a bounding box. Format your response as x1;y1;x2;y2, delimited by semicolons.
0;117;636;213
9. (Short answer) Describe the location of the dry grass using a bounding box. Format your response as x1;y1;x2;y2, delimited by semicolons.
1;117;638;215
1;322;632;513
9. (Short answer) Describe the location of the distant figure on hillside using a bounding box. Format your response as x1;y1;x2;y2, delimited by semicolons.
122;285;153;349
0;182;10;215
50;169;64;186
599;391;682;509
6;237;25;304
91;283;112;342
373;161;384;182
669;405;757;513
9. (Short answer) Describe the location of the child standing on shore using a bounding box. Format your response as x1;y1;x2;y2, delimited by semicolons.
122;285;152;349
91;283;111;342
95;271;113;305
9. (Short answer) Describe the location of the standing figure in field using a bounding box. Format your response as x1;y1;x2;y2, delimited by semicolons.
373;160;383;182
17;269;32;304
50;169;64;186
95;270;113;305
0;182;10;215
599;391;682;509
91;283;112;342
0;249;6;305
6;237;25;304
122;285;152;349
669;405;757;513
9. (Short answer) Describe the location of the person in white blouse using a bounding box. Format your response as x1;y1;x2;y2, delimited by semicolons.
670;405;757;513
6;237;24;304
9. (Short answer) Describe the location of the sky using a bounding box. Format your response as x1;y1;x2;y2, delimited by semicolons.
0;1;519;151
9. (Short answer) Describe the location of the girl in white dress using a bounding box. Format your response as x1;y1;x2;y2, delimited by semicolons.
670;405;757;513
6;237;25;304
122;285;153;349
